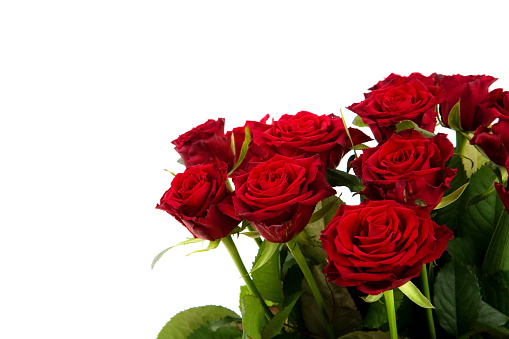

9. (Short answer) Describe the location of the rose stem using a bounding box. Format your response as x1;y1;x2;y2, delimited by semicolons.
384;289;398;339
287;240;335;339
221;235;273;320
420;265;436;339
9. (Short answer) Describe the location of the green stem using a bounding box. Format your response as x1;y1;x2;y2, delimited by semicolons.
221;235;273;320
287;240;335;339
384;289;398;339
421;265;436;339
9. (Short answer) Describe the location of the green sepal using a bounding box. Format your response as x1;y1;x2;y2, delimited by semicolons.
361;293;384;303
352;115;368;128
228;126;251;176
448;100;463;132
240;231;261;238
398;280;434;309
261;291;303;339
151;238;204;269
395;120;437;138
186;239;220;256
434;182;469;210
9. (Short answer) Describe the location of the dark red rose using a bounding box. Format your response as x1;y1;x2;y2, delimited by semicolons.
495;180;509;212
172;118;235;170
229;154;336;243
321;200;453;295
434;74;498;131
351;129;456;210
489;88;509;117
250;111;371;169
348;73;443;142
226;115;275;177
470;123;509;167
156;161;239;241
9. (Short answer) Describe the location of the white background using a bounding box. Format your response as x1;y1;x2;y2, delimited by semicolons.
1;1;509;338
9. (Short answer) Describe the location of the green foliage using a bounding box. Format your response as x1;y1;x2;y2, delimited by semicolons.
152;238;204;269
339;331;392;339
352;115;368;128
251;241;284;303
188;318;242;339
363;288;404;330
398;281;433;309
261;291;303;339
395;120;436;138
241;295;268;339
157;305;239;339
433;259;482;337
324;168;364;193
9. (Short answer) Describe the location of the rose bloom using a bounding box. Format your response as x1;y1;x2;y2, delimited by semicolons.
321;200;453;295
172;118;235;170
156;161;239;241
251;111;371;169
434;74;498;131
351;129;456;210
228;154;336;243
348;73;444;142
470;89;509;166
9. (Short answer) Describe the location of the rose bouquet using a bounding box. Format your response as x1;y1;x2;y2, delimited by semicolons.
153;73;509;339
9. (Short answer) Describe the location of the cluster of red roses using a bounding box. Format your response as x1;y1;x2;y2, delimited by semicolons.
156;72;509;295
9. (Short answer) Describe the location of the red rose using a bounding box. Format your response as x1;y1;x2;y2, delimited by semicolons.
172;118;235;170
321;200;453;294
156;161;239;241
229;154;336;243
495;180;509;212
348;73;443;142
434;74;498;131
351;129;456;210
251;111;371;169
470;123;509;167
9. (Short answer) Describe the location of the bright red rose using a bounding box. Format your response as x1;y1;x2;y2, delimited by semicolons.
321;200;453;295
251;111;371;169
434;74;498;131
172;118;235;170
348;73;443;142
351;129;456;210
229;154;336;243
156;161;239;241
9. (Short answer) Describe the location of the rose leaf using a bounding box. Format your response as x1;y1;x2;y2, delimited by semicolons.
433;259;481;337
395;120;436;138
157;305;240;339
251;241;284;303
398;281;433;309
352;115;368;128
188;318;242;339
241;295;268;339
261;291;303;339
434;182;469;210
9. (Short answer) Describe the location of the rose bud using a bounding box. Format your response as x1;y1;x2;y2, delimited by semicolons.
351;129;456;210
172;118;235;170
251;111;371;169
156;160;239;241
348;73;444;142
470;122;509;167
321;200;454;295
228;154;336;243
434;74;498;131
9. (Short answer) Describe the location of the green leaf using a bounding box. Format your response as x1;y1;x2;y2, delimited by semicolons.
228;126;251;176
398;280;434;308
151;238;204;269
361;293;383;303
209;316;243;331
363;288;404;329
395;120;437;138
477;301;508;327
352;115;368;128
351;144;370;150
494;270;509;290
188;318;242;339
261;291;303;339
177;157;184;165
241;295;268;339
470;321;509;339
483;210;509;274
478;272;509;317
251;241;281;273
239;285;251;314
307;197;341;224
447;237;483;267
456;130;479;178
433;259;482;337
325;168;364;192
448;100;462;132
339;109;358;157
339;331;392;339
434;182;469;210
187;239;220;256
459;165;502;253
251;241;284;303
157;305;239;339
301;264;361;338
465;183;495;207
